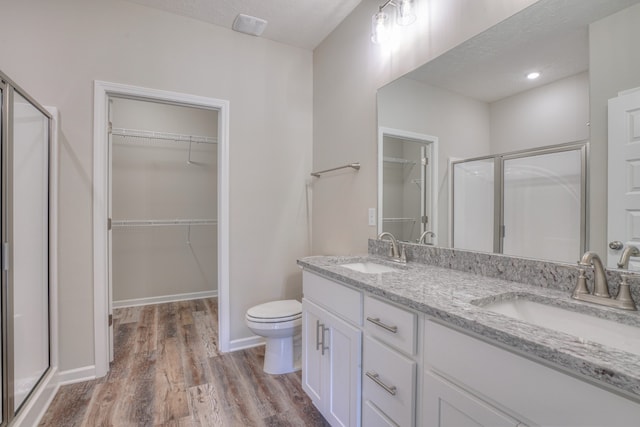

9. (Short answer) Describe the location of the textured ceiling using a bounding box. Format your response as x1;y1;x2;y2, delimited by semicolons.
406;0;640;103
123;0;363;50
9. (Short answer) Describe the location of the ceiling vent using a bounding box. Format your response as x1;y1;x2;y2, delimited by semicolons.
232;14;268;37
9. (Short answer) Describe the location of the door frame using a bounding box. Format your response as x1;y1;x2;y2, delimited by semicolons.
377;127;439;245
92;81;230;377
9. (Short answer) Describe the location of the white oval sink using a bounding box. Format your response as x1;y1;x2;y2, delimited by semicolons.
479;298;640;356
341;262;399;274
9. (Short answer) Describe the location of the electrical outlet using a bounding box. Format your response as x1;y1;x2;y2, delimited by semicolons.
368;208;376;226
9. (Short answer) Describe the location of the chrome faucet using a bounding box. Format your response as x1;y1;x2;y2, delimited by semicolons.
418;230;435;245
617;245;640;269
377;232;406;264
578;251;610;298
572;251;637;310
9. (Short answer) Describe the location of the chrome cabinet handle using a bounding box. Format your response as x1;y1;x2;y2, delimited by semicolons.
321;325;329;356
316;320;323;351
316;320;329;355
366;316;398;333
366;371;397;396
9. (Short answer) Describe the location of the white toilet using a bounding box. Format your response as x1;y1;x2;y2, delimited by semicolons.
245;299;302;374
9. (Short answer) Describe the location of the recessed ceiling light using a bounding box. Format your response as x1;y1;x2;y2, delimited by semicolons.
232;14;268;37
527;71;541;80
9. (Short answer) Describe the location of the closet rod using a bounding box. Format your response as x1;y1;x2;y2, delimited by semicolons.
383;156;415;165
111;127;217;144
311;162;360;177
112;219;217;228
382;218;417;223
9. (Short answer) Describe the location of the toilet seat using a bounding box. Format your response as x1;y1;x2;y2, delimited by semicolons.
246;299;301;323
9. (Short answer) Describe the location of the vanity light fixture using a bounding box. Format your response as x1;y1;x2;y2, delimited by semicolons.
371;0;417;44
527;71;541;80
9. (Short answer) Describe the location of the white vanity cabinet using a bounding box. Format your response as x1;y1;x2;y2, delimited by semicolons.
423;320;640;427
302;271;362;427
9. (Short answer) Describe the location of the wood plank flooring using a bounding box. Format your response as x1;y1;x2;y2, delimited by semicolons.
40;298;329;427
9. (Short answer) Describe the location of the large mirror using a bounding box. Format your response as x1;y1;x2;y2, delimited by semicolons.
377;0;640;266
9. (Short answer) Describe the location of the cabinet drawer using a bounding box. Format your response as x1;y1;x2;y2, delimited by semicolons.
303;271;362;325
363;336;416;427
365;295;416;354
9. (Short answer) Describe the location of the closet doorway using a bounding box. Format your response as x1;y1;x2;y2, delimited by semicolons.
93;82;230;377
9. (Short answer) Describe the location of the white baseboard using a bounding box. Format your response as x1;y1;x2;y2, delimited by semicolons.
57;365;97;386
113;290;218;309
228;335;265;352
12;367;60;427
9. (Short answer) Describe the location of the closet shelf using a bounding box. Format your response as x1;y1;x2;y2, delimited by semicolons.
383;156;415;165
382;217;417;223
112;219;217;228
111;127;217;144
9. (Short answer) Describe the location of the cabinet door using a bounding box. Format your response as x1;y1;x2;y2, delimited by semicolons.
325;309;362;427
302;299;325;408
423;372;521;427
363;400;398;427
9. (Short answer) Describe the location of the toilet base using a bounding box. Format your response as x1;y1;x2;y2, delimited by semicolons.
263;333;301;375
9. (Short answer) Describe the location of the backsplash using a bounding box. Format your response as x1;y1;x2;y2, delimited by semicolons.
368;239;640;304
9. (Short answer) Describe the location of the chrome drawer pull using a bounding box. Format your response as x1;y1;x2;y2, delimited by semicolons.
366;371;397;396
366;316;398;333
316;320;323;351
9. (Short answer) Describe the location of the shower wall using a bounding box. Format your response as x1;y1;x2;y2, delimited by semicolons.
111;98;218;304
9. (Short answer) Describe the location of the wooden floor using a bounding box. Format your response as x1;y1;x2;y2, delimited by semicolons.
40;298;329;426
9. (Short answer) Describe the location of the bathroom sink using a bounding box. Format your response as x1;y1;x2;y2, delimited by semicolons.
477;296;640;356
341;262;399;274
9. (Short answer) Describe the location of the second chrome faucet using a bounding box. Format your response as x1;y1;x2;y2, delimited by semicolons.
572;251;636;310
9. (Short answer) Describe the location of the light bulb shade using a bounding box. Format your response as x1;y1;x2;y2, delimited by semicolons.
396;0;416;26
371;11;390;44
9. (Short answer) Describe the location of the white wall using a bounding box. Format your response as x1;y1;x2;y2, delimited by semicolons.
490;72;590;154
111;98;218;302
0;0;312;372
312;0;538;255
590;2;640;256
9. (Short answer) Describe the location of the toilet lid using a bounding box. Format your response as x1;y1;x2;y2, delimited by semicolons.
247;299;302;320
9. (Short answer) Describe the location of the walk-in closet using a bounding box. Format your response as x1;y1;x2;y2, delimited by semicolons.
0;70;55;425
110;98;218;309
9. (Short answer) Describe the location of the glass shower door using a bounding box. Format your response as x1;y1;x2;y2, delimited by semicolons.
502;149;583;263
10;90;50;413
452;158;496;252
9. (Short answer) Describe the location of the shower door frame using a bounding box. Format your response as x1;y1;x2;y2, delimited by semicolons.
0;70;58;427
451;140;589;258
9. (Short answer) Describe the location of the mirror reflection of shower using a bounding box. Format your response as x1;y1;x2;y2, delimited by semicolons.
378;128;438;244
452;142;587;263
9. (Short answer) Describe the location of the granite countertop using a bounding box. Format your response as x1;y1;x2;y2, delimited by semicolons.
297;255;640;401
